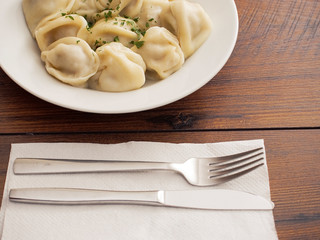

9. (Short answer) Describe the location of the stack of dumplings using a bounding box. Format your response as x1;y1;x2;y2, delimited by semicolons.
23;0;212;92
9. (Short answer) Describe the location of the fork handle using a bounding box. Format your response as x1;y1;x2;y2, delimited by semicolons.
13;158;175;175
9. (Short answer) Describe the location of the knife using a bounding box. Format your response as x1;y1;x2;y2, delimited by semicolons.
9;188;274;210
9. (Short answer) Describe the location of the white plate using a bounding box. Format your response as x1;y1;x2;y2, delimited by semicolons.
0;0;238;114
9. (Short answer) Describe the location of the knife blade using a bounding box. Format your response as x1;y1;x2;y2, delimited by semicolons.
9;188;274;210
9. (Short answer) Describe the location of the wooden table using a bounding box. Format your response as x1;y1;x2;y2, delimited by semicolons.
1;0;319;239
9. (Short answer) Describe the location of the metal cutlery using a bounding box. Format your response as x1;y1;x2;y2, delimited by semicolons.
13;147;265;186
9;188;274;210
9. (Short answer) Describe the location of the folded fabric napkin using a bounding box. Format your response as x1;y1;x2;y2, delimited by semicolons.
0;140;278;240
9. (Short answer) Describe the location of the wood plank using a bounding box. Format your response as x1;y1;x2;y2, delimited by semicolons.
1;0;319;133
0;129;319;239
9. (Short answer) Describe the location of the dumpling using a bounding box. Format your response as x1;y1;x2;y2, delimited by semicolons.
95;0;127;11
41;37;100;86
70;0;101;23
87;17;143;49
22;0;75;37
161;0;212;58
97;0;138;13
69;0;143;30
120;0;144;18
96;0;143;18
70;0;118;24
35;14;89;51
136;0;169;30
84;0;137;20
96;0;144;23
89;42;146;92
131;26;184;80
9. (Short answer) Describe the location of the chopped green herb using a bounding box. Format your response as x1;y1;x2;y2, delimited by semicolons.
76;40;80;44
131;27;146;39
114;36;119;42
104;10;113;21
86;25;92;34
88;21;94;28
130;40;144;49
126;20;135;26
65;15;74;20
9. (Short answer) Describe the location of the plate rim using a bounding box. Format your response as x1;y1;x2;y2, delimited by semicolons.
0;0;239;114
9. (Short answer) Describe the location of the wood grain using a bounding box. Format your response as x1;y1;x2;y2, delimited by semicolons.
0;0;319;239
0;130;319;239
0;0;319;134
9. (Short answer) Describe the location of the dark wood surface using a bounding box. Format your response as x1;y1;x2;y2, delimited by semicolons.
0;0;319;239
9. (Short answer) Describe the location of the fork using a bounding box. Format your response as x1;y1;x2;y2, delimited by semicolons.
13;147;265;186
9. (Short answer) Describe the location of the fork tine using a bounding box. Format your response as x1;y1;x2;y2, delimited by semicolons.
209;159;264;179
209;148;264;166
209;154;264;173
205;162;264;186
209;147;263;162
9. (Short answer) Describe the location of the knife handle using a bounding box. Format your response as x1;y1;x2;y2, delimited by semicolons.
14;158;175;175
9;188;164;206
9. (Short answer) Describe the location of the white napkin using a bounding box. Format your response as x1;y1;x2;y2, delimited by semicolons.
0;140;278;240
